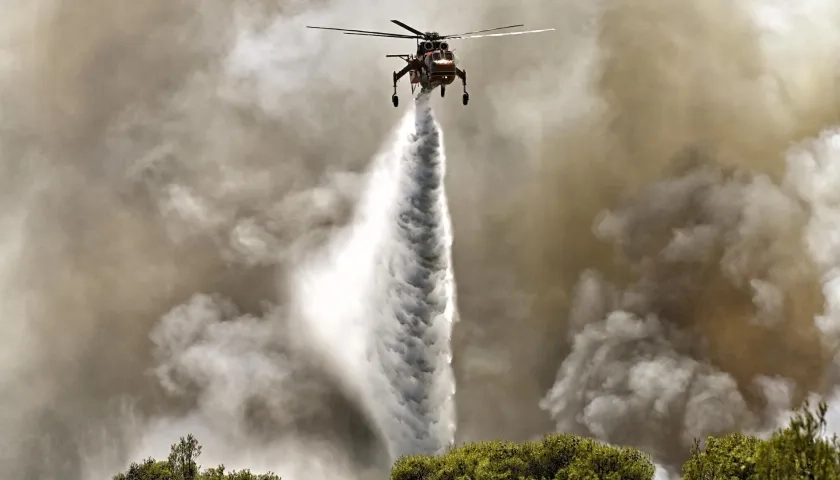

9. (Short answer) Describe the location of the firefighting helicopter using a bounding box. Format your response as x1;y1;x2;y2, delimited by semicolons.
306;19;555;107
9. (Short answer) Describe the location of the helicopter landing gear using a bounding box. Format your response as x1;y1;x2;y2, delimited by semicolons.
392;71;400;108
457;68;469;106
441;85;445;98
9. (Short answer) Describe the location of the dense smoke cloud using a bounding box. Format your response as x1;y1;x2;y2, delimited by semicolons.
540;155;831;467
4;0;840;478
509;0;840;470
0;0;421;478
444;0;840;449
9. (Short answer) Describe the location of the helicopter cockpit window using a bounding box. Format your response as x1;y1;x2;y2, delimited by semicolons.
433;52;441;60
444;51;454;60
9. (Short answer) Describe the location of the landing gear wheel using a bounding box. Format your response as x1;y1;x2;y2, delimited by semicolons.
441;86;446;98
462;93;469;106
392;95;399;107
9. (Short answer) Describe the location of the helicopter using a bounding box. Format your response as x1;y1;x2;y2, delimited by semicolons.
306;20;555;107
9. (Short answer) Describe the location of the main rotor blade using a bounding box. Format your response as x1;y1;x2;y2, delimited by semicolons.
306;25;414;37
447;28;556;39
343;32;419;39
441;24;524;38
390;19;426;37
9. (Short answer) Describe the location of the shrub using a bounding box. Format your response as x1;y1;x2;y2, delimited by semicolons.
390;433;655;480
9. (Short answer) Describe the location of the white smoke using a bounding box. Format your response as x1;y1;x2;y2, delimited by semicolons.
787;129;840;339
540;273;758;463
114;92;456;479
541;127;840;471
98;292;373;480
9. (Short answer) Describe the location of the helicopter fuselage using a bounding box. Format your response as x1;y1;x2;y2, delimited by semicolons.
409;49;458;90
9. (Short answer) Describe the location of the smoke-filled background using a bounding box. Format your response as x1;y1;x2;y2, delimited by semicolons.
4;0;840;479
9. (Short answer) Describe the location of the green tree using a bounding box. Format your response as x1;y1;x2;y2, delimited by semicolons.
201;464;282;480
681;434;762;480
390;434;655;480
753;401;840;480
112;435;280;480
112;458;172;480
168;434;202;480
682;400;840;480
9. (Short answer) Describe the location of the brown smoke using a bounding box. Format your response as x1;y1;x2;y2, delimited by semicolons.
4;0;840;477
446;0;840;469
0;0;401;478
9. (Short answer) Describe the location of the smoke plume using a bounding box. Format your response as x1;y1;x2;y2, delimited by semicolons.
519;0;840;471
4;0;840;479
0;0;414;477
540;153;831;468
445;0;840;453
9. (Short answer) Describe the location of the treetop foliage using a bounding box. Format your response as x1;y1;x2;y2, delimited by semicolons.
390;434;655;480
112;434;281;480
682;400;840;480
114;400;840;480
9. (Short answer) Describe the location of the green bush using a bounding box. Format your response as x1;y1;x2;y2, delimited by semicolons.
390;433;655;480
683;400;840;480
111;434;281;480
